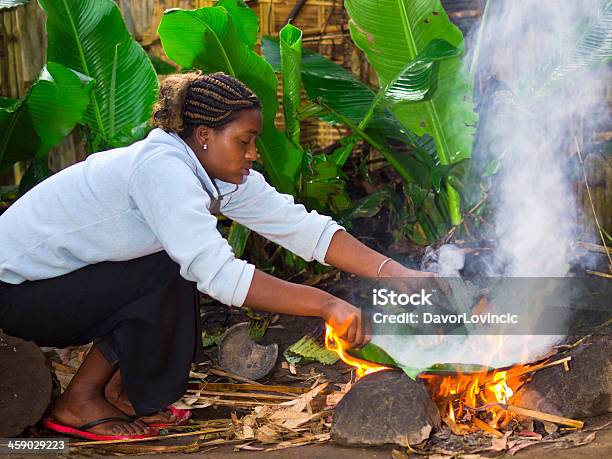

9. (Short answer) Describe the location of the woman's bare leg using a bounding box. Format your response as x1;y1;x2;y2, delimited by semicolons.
52;344;153;436
104;369;178;424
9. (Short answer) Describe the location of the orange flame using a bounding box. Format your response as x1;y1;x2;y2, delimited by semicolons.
324;323;389;379
420;367;525;432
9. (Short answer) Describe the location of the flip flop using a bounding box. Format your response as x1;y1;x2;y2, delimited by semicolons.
137;406;192;428
42;416;160;441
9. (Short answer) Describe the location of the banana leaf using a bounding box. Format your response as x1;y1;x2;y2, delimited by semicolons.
217;0;259;50
301;150;352;214
350;342;493;380
159;4;302;194
536;0;612;96
39;0;158;150
227;221;251;258
279;23;303;146
262;36;447;185
337;187;395;226
0;0;28;9
345;0;478;225
0;62;93;173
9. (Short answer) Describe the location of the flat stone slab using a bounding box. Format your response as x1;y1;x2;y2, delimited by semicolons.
332;369;441;447
517;334;612;419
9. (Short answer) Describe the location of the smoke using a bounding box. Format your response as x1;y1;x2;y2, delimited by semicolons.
370;0;610;371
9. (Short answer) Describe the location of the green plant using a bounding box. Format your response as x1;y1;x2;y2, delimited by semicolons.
158;0;302;195
0;63;93;175
38;0;158;151
345;0;478;225
262;35;463;243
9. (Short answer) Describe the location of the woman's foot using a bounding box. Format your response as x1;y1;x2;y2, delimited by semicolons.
105;368;185;426
51;345;153;437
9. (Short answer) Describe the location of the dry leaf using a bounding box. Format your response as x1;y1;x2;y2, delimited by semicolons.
325;391;345;407
242;424;255;439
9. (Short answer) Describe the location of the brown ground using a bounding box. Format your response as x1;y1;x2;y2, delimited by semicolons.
8;422;612;459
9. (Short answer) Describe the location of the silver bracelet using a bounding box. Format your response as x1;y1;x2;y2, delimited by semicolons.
376;257;393;277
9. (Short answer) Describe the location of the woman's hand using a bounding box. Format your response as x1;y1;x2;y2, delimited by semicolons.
244;270;370;350
378;260;437;278
321;297;370;349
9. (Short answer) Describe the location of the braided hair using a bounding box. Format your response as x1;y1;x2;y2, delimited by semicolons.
152;71;261;138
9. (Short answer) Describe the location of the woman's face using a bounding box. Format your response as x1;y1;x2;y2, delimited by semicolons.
189;108;262;184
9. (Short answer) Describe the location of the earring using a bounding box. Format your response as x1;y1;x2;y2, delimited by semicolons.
202;144;208;150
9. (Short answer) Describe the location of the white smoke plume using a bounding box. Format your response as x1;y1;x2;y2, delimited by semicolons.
371;0;610;371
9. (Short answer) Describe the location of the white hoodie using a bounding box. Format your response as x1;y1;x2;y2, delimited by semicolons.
0;128;344;306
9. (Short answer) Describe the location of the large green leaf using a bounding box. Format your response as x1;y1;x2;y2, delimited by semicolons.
217;0;258;50
279;23;303;146
345;0;478;225
537;0;612;95
301;151;352;214
262;36;447;179
262;36;375;129
159;5;302;194
39;0;158;149
0;62;93;173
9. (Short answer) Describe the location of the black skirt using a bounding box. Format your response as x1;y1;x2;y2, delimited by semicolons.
0;251;204;417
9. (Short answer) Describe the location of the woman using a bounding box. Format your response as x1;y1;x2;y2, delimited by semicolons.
0;72;430;440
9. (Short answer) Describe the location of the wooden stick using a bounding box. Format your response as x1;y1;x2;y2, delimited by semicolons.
508;357;572;379
69;427;231;447
209;367;264;385
471;417;503;438
183;397;280;408
586;270;612;279
577;241;612;255
191;382;311;395
503;405;584;429
186;389;297;401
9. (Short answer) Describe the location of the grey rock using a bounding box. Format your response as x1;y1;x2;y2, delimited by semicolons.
0;331;52;436
516;334;612;419
332;369;441;447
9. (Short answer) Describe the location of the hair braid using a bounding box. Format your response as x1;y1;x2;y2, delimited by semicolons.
151;71;261;136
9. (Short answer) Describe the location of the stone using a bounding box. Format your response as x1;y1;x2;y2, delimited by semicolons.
0;331;52;437
331;369;441;447
516;334;612;419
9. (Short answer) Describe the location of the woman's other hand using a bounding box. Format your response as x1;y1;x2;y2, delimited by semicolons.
321;297;370;349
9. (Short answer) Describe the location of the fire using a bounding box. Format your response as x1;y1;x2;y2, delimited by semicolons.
420;366;527;434
323;323;536;435
324;323;390;379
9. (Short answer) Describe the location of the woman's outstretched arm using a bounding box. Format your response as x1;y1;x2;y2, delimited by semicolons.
243;269;367;348
324;230;436;278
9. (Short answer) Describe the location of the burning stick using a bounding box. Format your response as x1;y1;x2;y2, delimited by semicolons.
507;357;572;379
502;404;584;429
